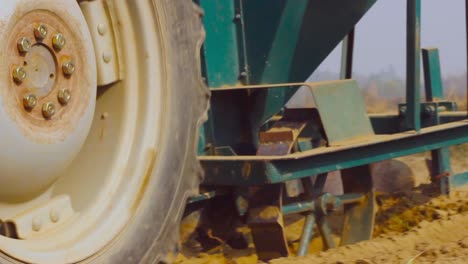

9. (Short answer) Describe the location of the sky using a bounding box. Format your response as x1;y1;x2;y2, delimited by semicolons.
315;0;467;77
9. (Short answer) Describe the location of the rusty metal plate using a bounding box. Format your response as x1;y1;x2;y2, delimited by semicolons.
247;184;289;260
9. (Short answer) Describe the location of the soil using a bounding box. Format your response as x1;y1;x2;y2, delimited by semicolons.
176;146;468;264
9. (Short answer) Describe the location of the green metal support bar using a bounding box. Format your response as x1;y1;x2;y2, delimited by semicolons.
431;147;452;194
270;124;467;183
297;213;315;256
422;48;444;101
200;122;468;186
422;47;452;195
317;217;336;249
282;201;315;215
200;0;242;87
340;28;355;80
406;0;422;132
234;0;249;84
282;193;364;215
370;112;467;135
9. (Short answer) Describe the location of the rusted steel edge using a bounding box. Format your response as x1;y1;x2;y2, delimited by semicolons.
434;171;451;181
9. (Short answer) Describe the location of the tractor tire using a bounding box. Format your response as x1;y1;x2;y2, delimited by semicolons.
0;0;208;263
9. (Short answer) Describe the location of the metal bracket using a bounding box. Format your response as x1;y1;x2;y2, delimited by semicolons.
247;184;289;260
258;108;326;197
2;195;75;239
212;80;375;146
80;0;122;86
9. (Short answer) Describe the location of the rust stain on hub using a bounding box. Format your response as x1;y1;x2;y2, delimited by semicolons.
1;9;93;144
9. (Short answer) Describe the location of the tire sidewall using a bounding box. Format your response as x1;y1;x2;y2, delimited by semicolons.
85;0;207;263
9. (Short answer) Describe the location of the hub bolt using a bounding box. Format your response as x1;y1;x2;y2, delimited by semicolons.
42;102;56;119
23;94;37;110
52;33;66;51
34;24;48;40
62;61;75;76
57;89;71;105
17;37;31;53
12;66;27;83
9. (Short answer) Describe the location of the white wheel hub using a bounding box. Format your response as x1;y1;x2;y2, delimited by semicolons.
0;0;96;201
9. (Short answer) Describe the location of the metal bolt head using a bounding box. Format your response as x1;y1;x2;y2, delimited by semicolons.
32;217;42;232
34;24;48;40
23;94;37;110
239;71;247;79
50;208;60;223
42;102;56;119
12;66;27;83
62;61;75;76
17;37;31;53
97;23;107;35
102;52;112;63
57;89;71;105
52;33;66;51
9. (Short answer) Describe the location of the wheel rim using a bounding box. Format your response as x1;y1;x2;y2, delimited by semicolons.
0;0;166;262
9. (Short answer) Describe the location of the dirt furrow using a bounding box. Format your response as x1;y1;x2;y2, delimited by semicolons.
272;212;468;264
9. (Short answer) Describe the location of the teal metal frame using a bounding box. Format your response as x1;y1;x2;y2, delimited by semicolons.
198;0;376;152
197;0;468;191
193;0;468;259
200;117;468;186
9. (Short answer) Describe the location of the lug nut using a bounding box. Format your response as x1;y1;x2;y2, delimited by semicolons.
17;37;31;53
62;61;75;76
52;33;66;51
12;66;27;83
34;24;48;40
57;89;71;105
23;94;37;110
42;102;56;119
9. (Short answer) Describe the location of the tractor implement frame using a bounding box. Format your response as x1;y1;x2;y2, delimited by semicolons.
193;0;468;260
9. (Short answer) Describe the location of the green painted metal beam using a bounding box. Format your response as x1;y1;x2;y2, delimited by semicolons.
340;29;355;80
422;47;452;194
199;0;242;87
200;122;468;186
405;0;422;132
431;147;452;194
466;0;468;117
422;48;444;101
369;112;468;135
297;213;315;256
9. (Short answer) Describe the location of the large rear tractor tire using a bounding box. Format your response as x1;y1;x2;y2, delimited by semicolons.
0;0;208;263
